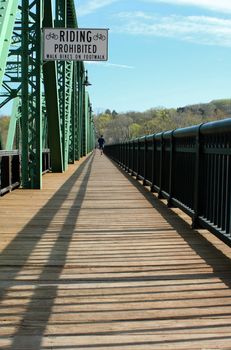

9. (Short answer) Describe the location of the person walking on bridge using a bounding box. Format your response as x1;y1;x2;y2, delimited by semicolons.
98;135;105;155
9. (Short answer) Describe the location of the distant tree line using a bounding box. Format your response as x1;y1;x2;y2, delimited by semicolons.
1;99;231;149
94;99;231;144
0;116;10;149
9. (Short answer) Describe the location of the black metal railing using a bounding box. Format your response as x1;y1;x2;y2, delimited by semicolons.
0;150;20;196
42;149;51;174
0;149;51;196
104;118;231;247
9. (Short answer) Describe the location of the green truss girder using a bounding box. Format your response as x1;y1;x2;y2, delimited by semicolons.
21;0;42;189
0;0;18;87
43;0;63;172
0;0;95;189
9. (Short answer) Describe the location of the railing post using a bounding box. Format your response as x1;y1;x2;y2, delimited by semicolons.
122;142;125;168
12;154;20;186
128;141;131;173
167;130;174;207
1;156;10;194
131;140;135;176
225;155;231;234
158;133;164;199
151;134;155;192
143;136;148;186
192;124;203;229
123;142;126;169
136;139;140;180
119;143;121;165
125;141;128;171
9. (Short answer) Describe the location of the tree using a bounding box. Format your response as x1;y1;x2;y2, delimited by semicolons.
93;99;231;144
129;123;142;139
94;113;112;137
112;110;118;118
104;115;133;143
0;116;10;149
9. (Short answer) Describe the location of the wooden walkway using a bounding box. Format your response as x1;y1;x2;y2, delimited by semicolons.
1;151;231;349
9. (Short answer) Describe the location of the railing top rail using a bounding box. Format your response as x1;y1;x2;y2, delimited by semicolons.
0;149;50;157
163;130;173;139
154;132;163;140
146;134;155;140
200;117;231;135
0;150;19;156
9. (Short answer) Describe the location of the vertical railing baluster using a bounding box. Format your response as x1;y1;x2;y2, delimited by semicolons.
136;139;140;180
131;140;135;176
143;136;147;186
151;134;155;192
192;124;203;229
167;130;174;207
158;133;163;199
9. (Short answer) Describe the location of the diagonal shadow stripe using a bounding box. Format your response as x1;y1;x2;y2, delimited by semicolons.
0;154;94;349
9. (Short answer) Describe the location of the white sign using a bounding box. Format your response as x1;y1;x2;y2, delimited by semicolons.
43;28;108;61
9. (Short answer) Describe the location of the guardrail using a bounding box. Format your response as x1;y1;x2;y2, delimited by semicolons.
0;150;20;196
0;149;51;196
104;118;231;247
42;149;51;174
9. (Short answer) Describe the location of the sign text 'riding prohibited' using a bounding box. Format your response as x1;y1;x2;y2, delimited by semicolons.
43;28;109;61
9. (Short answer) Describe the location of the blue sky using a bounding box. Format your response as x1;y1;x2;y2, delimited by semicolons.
75;0;231;113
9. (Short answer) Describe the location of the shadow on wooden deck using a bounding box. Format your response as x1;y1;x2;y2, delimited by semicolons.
0;155;94;350
1;153;231;349
110;157;231;287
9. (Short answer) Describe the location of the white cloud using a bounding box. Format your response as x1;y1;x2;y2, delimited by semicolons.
76;0;231;16
145;0;231;13
116;12;231;47
76;0;117;16
86;62;135;69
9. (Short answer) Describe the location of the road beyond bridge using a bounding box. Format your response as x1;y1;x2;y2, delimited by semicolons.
1;152;231;349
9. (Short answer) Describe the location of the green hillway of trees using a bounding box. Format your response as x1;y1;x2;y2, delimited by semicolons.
95;99;231;144
0;99;231;149
0;116;9;149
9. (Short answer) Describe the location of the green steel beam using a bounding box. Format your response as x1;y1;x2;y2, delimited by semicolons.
0;2;22;111
78;65;84;158
84;91;90;155
63;60;74;168
56;0;73;171
21;0;42;189
0;0;18;87
69;62;77;163
43;0;63;172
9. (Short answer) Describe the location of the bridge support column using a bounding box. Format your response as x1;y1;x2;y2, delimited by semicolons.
21;0;43;189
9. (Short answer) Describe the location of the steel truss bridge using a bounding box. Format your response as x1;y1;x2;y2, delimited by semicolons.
0;0;95;190
1;1;231;349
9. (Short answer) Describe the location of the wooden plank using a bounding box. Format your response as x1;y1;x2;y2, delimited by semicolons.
1;151;231;349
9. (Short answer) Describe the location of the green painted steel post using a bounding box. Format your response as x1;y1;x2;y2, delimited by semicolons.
82;87;86;157
78;65;84;158
43;0;63;172
69;66;76;164
21;0;29;187
21;0;43;189
33;0;42;189
56;0;74;171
